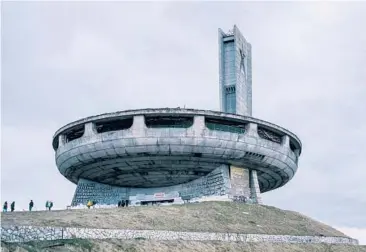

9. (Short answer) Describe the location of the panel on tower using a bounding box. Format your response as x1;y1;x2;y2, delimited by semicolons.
218;25;252;116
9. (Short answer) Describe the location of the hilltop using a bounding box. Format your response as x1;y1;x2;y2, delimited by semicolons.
0;202;350;236
2;202;365;252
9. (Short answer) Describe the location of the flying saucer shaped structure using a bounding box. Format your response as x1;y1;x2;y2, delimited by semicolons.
53;25;302;206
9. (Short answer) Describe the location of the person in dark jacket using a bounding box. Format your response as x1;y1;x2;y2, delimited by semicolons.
49;201;53;211
10;201;15;212
3;201;8;212
29;200;34;211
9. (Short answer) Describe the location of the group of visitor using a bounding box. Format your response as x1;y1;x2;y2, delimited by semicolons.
2;200;54;212
2;200;33;212
84;199;129;208
45;200;54;211
2;201;15;212
117;200;129;207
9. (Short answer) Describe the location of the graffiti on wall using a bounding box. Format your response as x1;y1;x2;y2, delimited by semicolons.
230;166;250;199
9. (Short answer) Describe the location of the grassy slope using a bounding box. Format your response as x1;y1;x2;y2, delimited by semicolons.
2;202;348;237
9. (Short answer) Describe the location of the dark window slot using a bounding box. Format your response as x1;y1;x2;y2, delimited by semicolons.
244;151;265;161
205;117;246;134
65;125;85;143
257;127;282;144
145;116;193;128
95;118;133;133
290;141;297;153
225;85;236;94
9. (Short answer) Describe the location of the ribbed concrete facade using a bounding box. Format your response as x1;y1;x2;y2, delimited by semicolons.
53;108;301;206
219;25;252;116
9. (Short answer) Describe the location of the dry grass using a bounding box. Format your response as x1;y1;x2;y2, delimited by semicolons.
2;202;347;237
2;240;366;252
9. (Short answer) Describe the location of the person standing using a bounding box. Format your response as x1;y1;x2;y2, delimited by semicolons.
29;200;34;211
87;200;92;209
10;201;15;212
49;201;53;211
3;201;8;212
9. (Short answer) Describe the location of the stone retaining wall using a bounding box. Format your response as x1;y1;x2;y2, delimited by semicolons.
1;226;358;245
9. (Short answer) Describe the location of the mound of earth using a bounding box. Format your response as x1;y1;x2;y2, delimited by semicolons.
2;202;364;252
0;202;352;236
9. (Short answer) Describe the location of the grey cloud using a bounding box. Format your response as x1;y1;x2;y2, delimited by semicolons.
1;1;365;238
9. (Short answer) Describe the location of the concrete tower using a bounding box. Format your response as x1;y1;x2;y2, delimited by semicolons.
218;25;252;116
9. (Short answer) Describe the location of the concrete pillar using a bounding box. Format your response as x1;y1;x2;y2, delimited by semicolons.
250;170;262;204
193;115;205;135
294;149;300;156
246;123;258;137
84;122;97;136
294;149;300;164
58;134;66;147
281;135;290;147
229;166;250;200
132;115;147;136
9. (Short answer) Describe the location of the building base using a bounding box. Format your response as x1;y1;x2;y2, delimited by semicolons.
71;165;262;206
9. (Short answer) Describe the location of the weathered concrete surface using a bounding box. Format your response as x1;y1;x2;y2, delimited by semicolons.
71;165;265;206
53;108;302;145
71;165;231;206
219;25;253;116
53;109;301;206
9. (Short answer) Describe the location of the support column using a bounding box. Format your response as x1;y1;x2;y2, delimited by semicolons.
131;115;147;136
294;149;300;156
281;135;290;148
250;170;262;204
294;149;300;164
193;115;205;136
84;122;97;136
229;166;251;202
246;123;258;137
58;134;66;147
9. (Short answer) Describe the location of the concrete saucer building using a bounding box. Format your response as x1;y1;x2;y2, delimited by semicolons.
52;25;302;206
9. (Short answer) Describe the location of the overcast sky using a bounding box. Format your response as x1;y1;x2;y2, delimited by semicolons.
1;1;365;244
